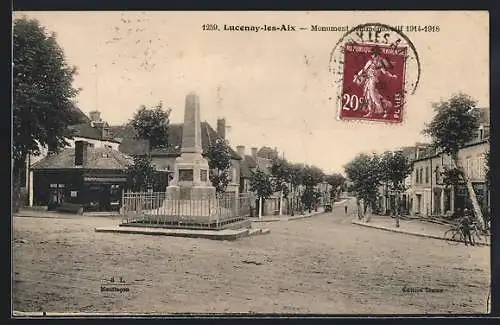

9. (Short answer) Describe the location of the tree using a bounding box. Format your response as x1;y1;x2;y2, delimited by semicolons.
344;153;383;221
130;102;171;150
325;173;346;201
300;165;325;213
13;17;80;212
126;156;158;192
270;157;292;215
249;169;273;216
206;138;232;194
422;93;485;229
379;151;413;227
270;157;291;195
288;163;305;215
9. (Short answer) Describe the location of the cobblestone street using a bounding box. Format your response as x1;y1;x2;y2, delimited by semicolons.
13;200;490;314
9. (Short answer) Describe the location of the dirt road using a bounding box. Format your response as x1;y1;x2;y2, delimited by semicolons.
13;201;490;314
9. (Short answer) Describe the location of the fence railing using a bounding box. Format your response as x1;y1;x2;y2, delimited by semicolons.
121;191;255;225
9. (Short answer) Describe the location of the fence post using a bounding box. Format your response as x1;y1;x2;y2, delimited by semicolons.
279;191;283;216
259;197;262;219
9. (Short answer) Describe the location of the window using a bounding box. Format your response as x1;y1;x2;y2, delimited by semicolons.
483;126;490;139
420;168;423;184
466;158;471;178
414;170;418;184
425;167;429;184
478;157;485;178
49;184;66;205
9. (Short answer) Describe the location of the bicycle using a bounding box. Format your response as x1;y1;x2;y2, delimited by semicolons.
443;223;465;246
444;221;489;246
470;222;490;246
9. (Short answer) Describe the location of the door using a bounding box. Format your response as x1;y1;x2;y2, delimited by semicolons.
87;185;103;212
99;184;111;211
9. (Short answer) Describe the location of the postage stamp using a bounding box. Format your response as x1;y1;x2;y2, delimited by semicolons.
329;23;421;124
340;43;406;122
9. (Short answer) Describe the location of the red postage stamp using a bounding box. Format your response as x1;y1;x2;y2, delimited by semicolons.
339;43;407;123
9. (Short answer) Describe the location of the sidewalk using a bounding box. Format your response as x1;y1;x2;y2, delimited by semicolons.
250;208;325;223
352;214;490;246
251;198;348;223
13;208;120;219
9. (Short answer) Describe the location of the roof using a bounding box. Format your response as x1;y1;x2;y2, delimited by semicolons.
118;139;149;156
257;146;278;160
109;124;137;141
115;122;241;160
412;139;489;163
69;123;120;143
31;147;133;170
255;157;272;175
68;105;91;125
240;155;257;178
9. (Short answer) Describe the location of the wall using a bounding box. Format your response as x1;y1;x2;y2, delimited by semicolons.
150;156;176;172
409;140;489;216
457;141;489;182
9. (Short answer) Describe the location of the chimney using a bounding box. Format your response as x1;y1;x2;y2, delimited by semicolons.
236;145;245;158
74;141;89;167
217;118;226;139
251;147;258;158
89;110;101;123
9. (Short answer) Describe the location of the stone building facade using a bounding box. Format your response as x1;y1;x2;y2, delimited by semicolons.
409;132;489;217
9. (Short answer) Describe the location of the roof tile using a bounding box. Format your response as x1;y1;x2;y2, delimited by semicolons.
32;147;133;170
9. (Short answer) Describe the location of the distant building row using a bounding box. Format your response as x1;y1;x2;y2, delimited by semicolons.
378;108;490;217
20;109;287;213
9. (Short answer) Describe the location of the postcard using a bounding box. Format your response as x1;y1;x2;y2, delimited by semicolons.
12;10;490;316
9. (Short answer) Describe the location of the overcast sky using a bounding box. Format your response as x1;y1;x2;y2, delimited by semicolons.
13;11;489;174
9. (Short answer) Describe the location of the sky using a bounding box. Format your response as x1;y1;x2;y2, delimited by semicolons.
13;11;489;174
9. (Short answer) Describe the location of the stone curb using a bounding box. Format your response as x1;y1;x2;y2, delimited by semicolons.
251;209;325;223
352;220;490;246
95;226;248;241
95;226;270;241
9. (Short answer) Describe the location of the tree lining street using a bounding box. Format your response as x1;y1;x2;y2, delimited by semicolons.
13;200;490;314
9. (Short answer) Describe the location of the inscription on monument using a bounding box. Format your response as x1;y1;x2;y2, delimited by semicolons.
200;170;208;182
179;169;194;182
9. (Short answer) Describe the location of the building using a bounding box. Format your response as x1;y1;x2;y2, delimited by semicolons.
236;146;258;193
377;145;421;215
409;109;490;217
30;141;133;211
22;110;122;207
115;118;242;196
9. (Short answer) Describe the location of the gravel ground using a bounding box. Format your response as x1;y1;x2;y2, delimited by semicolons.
12;201;490;314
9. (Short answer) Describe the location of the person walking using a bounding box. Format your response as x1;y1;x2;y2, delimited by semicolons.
344;204;348;215
460;208;474;246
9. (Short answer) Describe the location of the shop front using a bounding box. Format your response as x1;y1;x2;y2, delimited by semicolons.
32;169;127;212
453;182;488;212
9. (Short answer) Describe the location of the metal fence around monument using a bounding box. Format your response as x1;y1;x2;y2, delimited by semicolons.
120;191;255;228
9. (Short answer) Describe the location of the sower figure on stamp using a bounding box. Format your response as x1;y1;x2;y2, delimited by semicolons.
353;45;397;118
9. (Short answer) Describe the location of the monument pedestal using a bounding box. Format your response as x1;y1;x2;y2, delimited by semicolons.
162;92;219;220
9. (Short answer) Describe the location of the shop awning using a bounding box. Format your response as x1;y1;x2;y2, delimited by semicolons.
84;177;127;183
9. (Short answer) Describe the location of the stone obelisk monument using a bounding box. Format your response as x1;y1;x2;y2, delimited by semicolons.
165;93;217;216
